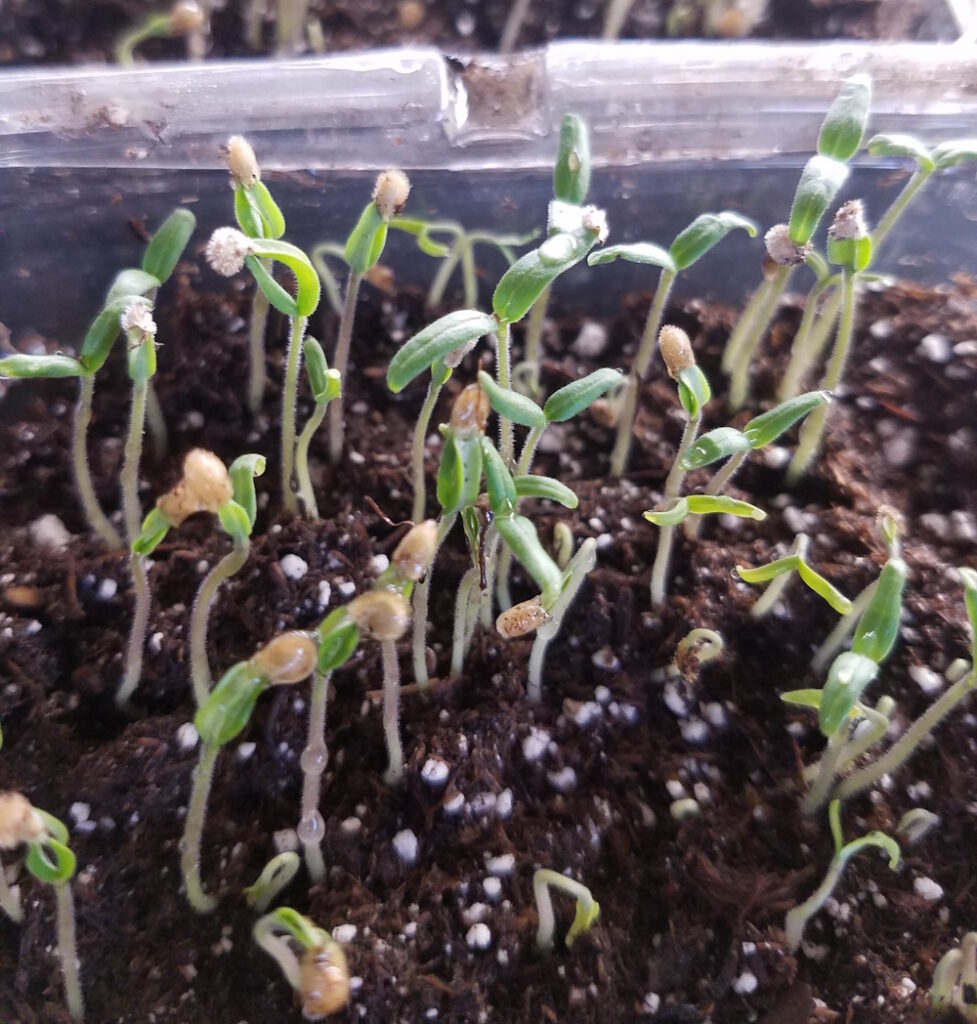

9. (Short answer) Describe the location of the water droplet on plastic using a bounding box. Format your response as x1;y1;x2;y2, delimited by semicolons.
297;811;325;843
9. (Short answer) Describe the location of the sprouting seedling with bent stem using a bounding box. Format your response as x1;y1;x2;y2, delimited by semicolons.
787;199;871;481
182;632;318;912
205;224;320;514
253;907;350;1020
223;135;287;415
722;75;871;410
932;931;977;1021
678;389;830;539
784;799;900;954
294;338;342;518
0;793;83;1021
736;532;852;618
476;365;622;611
114;0;206;64
651;627;724;683
777;133;977;404
533;868;601;952
130;448;265;707
327;170;411;466
640;324;765;606
0;208;195;549
244;851;301;913
388;216;538;312
588;211;756;476
796;544;906;815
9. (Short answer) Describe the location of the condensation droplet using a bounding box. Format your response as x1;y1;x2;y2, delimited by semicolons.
301;743;328;775
297;811;325;844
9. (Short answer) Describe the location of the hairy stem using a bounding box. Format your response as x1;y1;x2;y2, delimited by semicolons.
451;568;481;678
521;284;551;398
145;383;168;463
812;579;877;675
295;400;327;519
784;851;847;952
801;726;847;816
496;323;514;466
116;554;151;708
189;537;249;707
721;276;771;374
281;314;309;513
729;264;794;411
461;240;478;310
55;882;84;1022
299;670;331;882
834;674;976;801
411;378;444;523
788;268;856;482
381;639;404;786
328;272;363;466
121;381;147;544
650;412;700;607
777;281;836;402
611;270;675;477
499;0;532;51
181;744;219;913
427;248;461;310
247;285;271;414
72;375;122;549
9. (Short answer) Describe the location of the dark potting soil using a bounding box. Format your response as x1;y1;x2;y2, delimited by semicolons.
1;256;977;1024
0;0;960;67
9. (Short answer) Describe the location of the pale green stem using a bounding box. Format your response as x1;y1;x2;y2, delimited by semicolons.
412;515;456;684
72;375;122;549
804;696;895;782
480;532;500;629
461;239;479;309
189;537;249;708
872;168;931;250
299;670;330;882
528;538;596;701
281;315;309;512
521;284;551;398
245;0;265;48
533;868;597;950
611;270;675;477
777;281;836;402
116;379;150;707
650;412;699;607
114;15;169;64
683;448;748;540
497;423;547;610
328;273;362;466
248;285;271;414
602;0;636;38
275;0;309;52
834;673;976;802
427;248;462;310
729;264;793;411
411;378;444;523
812;580;878;676
496;323;514;466
56;882;84;1022
253;917;302;988
751;534;807;618
784;850;849;952
499;0;532;51
181;744;219;913
451;568;481;677
801;726;847;816
0;854;23;923
722;276;771;374
145;384;168;462
246;852;300;913
381;639;404;786
788;269;856;482
295;400;327;519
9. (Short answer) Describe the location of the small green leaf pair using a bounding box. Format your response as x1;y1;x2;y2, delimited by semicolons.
644;494;766;528
476;367;622;430
25;810;76;886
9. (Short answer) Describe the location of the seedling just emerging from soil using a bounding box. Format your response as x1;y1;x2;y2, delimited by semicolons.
253;907;350;1019
182;632;318;912
589;211;755;476
0;793;82;1021
205;224;320;513
533;868;600;952
130;448;265;707
295;338;342;518
0;208;195;549
932;931;977;1021
115;0;206;64
244;851;301;913
784;799;900;954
